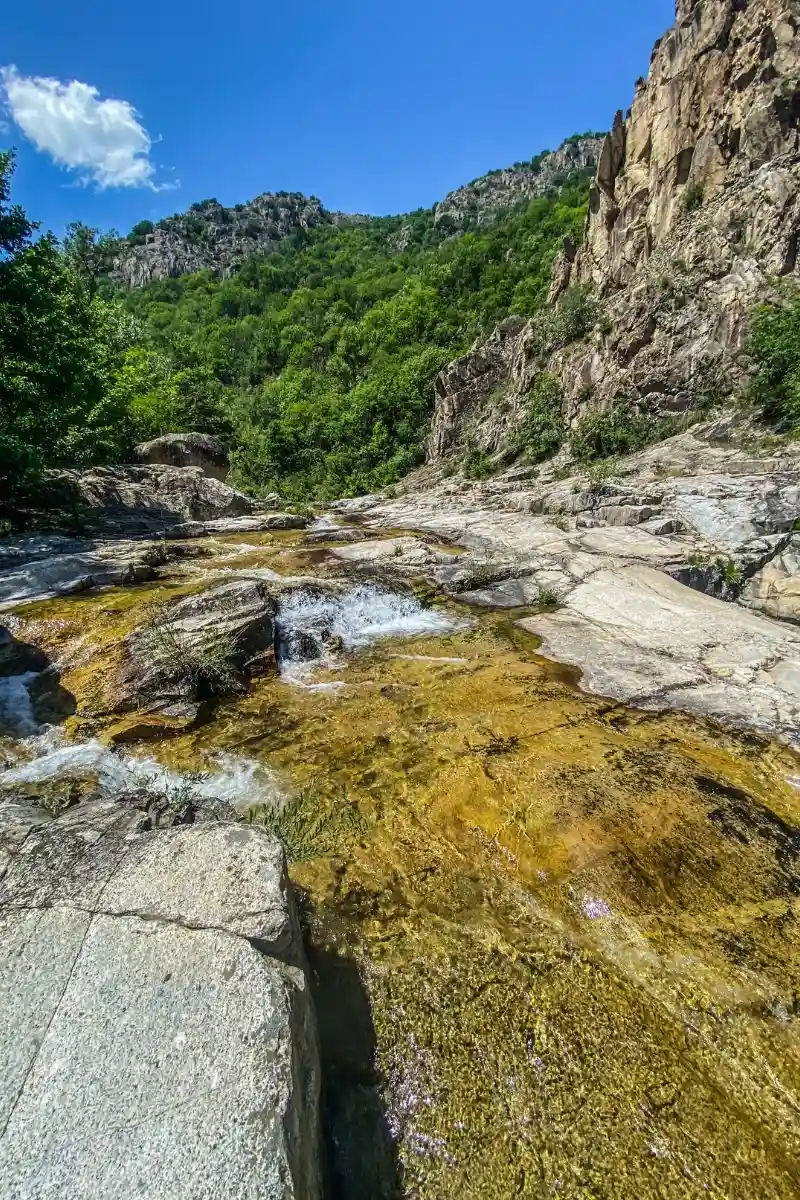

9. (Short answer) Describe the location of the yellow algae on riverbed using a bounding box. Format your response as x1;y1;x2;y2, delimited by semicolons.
6;535;800;1198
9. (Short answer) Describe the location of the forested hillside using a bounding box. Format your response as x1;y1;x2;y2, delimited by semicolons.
116;178;591;497
5;109;798;508
0;145;594;501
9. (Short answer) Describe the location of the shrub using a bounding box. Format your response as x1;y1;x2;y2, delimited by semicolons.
463;446;494;480
129;220;155;243
536;587;560;610
570;399;659;462
586;456;622;487
143;601;241;699
516;373;565;462
716;557;743;588
745;288;800;430
527;285;600;359
681;182;705;213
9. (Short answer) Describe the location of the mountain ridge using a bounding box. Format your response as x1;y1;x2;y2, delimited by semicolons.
109;134;605;288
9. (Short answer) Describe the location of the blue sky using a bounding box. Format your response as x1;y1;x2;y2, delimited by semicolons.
2;0;674;238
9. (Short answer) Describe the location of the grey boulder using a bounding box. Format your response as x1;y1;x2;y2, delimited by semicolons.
135;432;231;481
116;578;278;714
0;804;322;1199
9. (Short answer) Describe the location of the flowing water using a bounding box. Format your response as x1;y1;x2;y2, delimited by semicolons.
3;527;800;1199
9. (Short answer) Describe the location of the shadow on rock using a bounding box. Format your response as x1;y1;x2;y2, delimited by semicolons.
305;942;404;1200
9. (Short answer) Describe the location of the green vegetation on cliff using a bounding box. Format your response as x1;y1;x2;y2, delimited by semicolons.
0;145;592;501
747;287;800;431
118;176;592;497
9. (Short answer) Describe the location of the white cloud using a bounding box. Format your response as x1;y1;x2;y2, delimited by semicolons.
1;65;165;189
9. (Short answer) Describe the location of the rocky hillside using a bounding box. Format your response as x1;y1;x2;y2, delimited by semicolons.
110;137;602;289
432;133;604;232
428;0;800;460
110;193;368;288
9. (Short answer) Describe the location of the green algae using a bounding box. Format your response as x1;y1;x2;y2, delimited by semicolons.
8;531;800;1198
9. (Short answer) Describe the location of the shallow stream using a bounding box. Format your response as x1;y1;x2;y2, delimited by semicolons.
3;526;800;1198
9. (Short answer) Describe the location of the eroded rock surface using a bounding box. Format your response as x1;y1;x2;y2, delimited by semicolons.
0;537;173;610
135;432;231;482
47;464;254;533
336;425;800;747
0;804;321;1199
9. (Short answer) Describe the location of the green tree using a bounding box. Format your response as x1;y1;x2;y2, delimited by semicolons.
0;152;135;495
746;289;800;430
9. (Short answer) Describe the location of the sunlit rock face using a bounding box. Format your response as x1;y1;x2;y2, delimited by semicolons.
135;432;231;482
429;0;800;459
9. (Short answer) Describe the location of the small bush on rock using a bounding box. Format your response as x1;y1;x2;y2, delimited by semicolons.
527;285;600;359
463;446;495;480
143;600;241;699
516;373;566;462
570;399;660;462
681;182;705;213
536;587;560;610
746;288;800;431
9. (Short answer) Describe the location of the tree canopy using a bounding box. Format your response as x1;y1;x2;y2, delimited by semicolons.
1;146;593;501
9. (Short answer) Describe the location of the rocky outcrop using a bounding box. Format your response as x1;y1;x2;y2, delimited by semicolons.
433;135;604;232
742;533;800;622
135;432;230;482
428;0;800;458
337;422;800;747
0;802;322;1198
110;193;334;287
429;318;528;457
48;464;253;532
114;579;278;722
549;0;800;415
0;536;174;610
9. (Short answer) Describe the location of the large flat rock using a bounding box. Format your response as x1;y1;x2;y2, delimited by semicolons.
343;464;800;746
519;565;800;746
0;807;321;1199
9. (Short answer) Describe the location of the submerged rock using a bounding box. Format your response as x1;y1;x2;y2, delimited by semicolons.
135;432;231;481
0;803;322;1199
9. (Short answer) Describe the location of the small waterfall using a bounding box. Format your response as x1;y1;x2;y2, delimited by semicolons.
274;583;465;687
0;672;41;736
0;728;285;813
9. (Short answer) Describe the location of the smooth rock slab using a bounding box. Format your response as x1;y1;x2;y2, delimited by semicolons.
520;565;800;746
0;814;321;1199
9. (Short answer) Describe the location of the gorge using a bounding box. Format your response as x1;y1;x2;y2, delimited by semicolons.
2;0;800;1197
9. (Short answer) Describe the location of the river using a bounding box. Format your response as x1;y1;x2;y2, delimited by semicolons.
2;524;800;1198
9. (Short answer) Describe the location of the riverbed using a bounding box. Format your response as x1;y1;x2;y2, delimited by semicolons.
2;524;800;1198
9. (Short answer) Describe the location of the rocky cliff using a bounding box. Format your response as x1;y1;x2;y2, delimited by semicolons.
110;193;366;288
428;0;800;459
432;134;604;232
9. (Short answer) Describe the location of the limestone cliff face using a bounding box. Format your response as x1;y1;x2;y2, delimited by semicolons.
428;0;800;460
